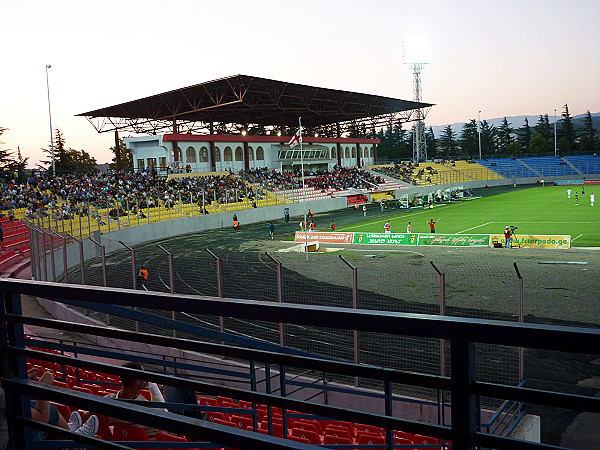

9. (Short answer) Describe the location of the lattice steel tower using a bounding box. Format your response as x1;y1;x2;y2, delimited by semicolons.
411;63;426;163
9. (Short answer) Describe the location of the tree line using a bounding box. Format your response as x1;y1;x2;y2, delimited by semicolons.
376;106;599;161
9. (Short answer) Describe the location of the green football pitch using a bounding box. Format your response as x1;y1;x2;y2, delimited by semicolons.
338;185;600;247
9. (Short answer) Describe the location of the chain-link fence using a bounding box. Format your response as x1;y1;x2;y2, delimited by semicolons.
30;225;529;410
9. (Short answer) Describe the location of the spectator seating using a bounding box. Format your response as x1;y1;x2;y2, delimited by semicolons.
477;158;538;178
565;154;600;175
518;156;579;177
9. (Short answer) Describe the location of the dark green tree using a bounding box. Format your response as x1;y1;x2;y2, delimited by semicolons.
506;142;522;157
558;104;575;151
516;117;532;152
497;117;514;153
580;110;596;138
459;120;478;157
529;134;553;153
41;129;98;172
109;139;133;170
534;114;552;139
426;126;438;157
438;125;457;157
557;136;570;155
480;120;497;154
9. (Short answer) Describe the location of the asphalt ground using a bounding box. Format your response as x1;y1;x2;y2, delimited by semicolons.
68;186;600;447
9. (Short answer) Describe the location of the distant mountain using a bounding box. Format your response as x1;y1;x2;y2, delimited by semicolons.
428;112;600;138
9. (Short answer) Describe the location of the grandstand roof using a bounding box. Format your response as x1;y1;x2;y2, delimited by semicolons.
78;74;433;135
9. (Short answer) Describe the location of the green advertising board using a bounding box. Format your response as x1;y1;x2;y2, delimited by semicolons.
417;234;491;247
353;232;418;246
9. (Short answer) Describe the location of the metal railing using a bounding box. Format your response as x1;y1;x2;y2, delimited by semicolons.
2;278;600;449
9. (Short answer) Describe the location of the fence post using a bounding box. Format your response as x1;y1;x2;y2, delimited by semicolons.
514;262;524;382
430;260;447;428
265;252;284;347
50;231;68;284
89;237;109;324
339;255;359;386
120;241;139;332
45;229;56;282
38;227;48;281
27;226;37;281
157;244;176;338
205;248;224;339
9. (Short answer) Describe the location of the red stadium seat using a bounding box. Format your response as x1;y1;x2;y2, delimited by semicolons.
112;423;150;442
357;432;386;446
290;427;322;445
323;433;353;445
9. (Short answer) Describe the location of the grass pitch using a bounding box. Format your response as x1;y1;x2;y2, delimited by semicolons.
338;185;600;247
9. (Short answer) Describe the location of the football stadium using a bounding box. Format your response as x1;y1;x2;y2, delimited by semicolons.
2;75;600;450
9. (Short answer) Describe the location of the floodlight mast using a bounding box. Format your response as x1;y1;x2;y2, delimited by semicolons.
411;63;426;163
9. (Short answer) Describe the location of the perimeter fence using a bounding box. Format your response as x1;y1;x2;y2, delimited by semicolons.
28;223;527;415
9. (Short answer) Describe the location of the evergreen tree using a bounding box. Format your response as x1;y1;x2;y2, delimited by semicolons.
506;142;522;157
480;120;497;154
534;114;552;139
516;117;532;152
459;120;478;157
41;129;98;172
426;126;438;157
529;134;553;154
438;125;457;157
558;104;575;152
581;110;596;138
497;117;514;153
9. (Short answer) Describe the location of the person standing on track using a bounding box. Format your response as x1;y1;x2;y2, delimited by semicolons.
504;226;511;249
269;222;275;240
138;266;148;289
406;221;412;233
330;220;336;232
233;219;240;230
428;218;440;233
384;220;391;234
309;220;315;231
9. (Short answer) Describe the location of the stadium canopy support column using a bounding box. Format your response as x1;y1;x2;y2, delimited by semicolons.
356;143;361;167
209;122;216;171
336;123;342;166
243;141;250;171
171;118;179;169
114;129;121;171
373;143;377;165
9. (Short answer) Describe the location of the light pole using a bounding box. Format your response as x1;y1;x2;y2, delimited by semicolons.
45;64;55;174
478;110;482;159
554;109;557;157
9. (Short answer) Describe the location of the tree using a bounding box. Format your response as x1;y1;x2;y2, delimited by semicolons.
0;127;28;181
438;125;457;157
459;120;478;157
109;139;133;170
497;117;514;154
534;114;552;139
40;128;98;172
480;120;497;154
581;110;596;138
506;142;522;157
426;126;438;157
558;104;575;151
516;117;532;153
529;134;553;154
558;136;571;155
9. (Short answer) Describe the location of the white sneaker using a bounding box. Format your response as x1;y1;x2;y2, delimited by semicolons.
68;411;82;432
75;415;99;437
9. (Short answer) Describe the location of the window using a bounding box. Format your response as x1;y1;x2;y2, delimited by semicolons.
186;146;196;163
176;146;182;161
370;148;374;157
247;146;254;161
137;159;145;170
331;147;337;159
200;147;209;162
352;147;356;158
224;146;232;161
235;146;243;161
159;157;167;170
147;158;157;168
345;147;350;158
256;146;264;160
215;147;221;162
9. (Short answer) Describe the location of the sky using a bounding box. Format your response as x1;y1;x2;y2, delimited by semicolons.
1;0;599;167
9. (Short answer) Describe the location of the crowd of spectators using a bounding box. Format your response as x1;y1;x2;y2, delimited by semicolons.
373;162;442;185
0;171;267;220
246;166;384;192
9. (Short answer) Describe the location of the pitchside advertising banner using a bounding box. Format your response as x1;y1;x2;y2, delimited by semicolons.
354;232;417;245
418;234;491;247
490;234;571;249
295;232;571;249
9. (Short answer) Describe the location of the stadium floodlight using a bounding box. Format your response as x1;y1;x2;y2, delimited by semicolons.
402;39;430;163
554;109;557;157
478;110;482;159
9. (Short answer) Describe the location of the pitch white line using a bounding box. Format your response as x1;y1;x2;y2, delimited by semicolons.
572;234;584;242
458;222;492;234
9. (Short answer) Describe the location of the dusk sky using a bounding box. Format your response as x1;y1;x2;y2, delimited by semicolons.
1;0;599;167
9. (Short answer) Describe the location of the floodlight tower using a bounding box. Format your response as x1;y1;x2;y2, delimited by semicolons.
403;41;430;163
